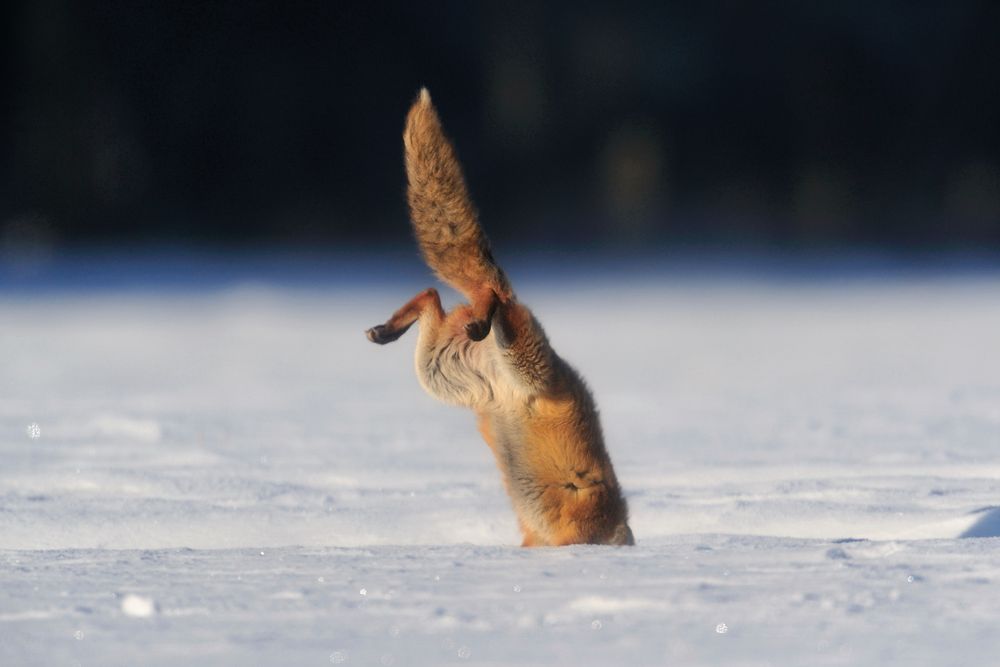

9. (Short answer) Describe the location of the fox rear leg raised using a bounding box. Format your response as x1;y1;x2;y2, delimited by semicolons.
366;89;633;547
366;288;444;345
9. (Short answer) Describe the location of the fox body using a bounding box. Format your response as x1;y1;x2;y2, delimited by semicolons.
367;89;633;547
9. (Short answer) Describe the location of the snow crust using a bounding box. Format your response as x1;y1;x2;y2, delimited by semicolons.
2;258;999;665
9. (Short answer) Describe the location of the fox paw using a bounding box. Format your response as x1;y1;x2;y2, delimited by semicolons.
464;319;491;342
366;324;401;345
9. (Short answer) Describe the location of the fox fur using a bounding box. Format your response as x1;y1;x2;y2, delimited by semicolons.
366;89;633;547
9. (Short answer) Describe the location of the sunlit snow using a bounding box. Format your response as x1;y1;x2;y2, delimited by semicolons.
2;257;999;665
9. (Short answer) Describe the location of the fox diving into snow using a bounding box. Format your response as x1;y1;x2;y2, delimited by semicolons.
366;89;634;547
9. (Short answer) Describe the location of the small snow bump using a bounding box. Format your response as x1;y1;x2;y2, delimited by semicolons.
826;547;851;560
26;422;41;439
715;623;728;634
515;613;538;629
121;594;157;618
329;651;347;664
91;415;162;442
566;595;663;614
268;590;305;601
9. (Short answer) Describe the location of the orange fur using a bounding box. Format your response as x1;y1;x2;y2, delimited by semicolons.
366;89;633;547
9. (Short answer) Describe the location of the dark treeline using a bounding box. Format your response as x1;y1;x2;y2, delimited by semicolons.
3;1;999;250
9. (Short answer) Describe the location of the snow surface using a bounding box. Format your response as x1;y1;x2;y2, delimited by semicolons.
2;256;1000;665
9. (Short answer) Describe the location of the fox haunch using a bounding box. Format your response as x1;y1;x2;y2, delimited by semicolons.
367;89;633;547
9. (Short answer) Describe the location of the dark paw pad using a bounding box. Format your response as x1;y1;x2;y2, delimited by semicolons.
365;325;387;344
366;325;394;345
464;319;491;342
366;321;413;345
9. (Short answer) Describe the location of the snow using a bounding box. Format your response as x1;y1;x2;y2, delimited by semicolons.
119;594;157;618
2;255;1000;665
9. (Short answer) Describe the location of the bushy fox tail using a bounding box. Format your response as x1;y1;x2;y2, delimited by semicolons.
404;89;513;314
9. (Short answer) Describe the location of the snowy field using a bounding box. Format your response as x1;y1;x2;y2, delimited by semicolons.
2;254;1000;666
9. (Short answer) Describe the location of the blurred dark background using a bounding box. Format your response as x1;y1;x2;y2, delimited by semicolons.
3;1;1000;254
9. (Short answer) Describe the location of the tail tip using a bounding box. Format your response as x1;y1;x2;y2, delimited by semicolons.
418;87;431;105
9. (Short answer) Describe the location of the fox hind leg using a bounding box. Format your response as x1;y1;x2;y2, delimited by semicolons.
463;286;499;342
366;287;444;345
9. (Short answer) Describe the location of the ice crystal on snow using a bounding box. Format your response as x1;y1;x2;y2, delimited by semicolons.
26;422;40;439
716;623;728;634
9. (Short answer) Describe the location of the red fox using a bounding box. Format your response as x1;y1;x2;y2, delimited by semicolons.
366;89;633;547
